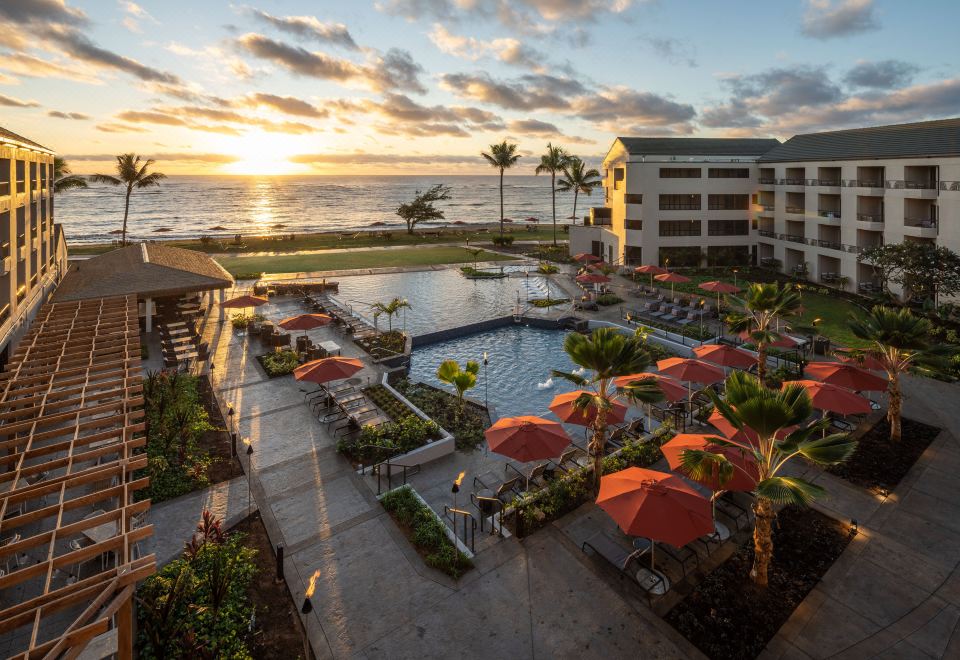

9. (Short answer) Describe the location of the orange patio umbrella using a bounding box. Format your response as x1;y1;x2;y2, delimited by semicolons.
279;313;333;336
834;348;886;372
484;415;571;463
293;356;364;384
573;253;601;263
613;373;687;402
575;273;611;284
738;330;802;349
784;380;872;416
634;264;667;288
707;408;797;448
654;271;691;298
805;362;887;391
549;390;627;427
698;280;741;313
657;358;725;385
693;344;756;370
661;433;759;493
220;294;268;309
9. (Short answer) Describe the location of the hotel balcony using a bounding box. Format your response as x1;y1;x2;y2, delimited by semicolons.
817;210;842;224
586;207;612;227
940;180;960;192
782;167;806;188
758;168;776;188
888;166;939;197
758;229;776;238
779;233;806;245
903;216;938;238
856;213;885;230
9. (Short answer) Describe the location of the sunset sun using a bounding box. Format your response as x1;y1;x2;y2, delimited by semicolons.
216;130;308;175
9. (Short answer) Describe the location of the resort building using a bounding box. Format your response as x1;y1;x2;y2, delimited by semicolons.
572;118;960;297
0;127;67;367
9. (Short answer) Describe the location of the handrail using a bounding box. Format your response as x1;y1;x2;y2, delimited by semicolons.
444;506;476;553
363;455;422;495
470;492;504;537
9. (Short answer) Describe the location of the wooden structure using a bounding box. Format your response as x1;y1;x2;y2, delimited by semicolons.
0;295;155;659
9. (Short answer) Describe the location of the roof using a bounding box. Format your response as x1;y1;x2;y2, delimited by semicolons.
0;125;53;153
56;243;234;301
616;137;781;158
759;117;960;162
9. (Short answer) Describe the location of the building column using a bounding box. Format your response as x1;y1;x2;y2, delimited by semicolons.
145;297;153;333
116;597;133;660
219;288;225;322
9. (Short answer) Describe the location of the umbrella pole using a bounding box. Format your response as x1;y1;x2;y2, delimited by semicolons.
651;541;656;570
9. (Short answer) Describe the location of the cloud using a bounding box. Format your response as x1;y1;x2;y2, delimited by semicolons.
43;24;182;83
120;1;158;34
115;106;317;135
96;122;147;133
643;35;697;68
236;33;426;93
331;93;504;137
0;93;40;108
48;110;90;119
234;93;328;118
378;0;635;24
844;59;919;89
64;152;239;163
439;71;585;110
0;52;101;83
721;66;844;116
570;87;696;131
0;0;87;26
290;151;484;167
249;9;359;50
801;0;879;39
505;118;593;143
0;72;18;85
428;24;546;70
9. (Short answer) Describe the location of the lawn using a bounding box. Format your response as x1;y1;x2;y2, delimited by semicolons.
216;246;514;276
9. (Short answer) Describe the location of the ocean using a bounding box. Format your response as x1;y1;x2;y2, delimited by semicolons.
55;175;589;243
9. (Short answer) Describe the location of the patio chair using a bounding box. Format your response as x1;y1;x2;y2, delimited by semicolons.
551;446;588;472
473;475;523;504
581;531;669;597
505;462;548;492
716;491;751;531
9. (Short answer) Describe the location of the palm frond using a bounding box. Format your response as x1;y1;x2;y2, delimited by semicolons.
756;476;825;507
551;370;587;386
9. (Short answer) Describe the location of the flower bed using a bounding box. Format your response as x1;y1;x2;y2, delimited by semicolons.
364;384;415;420
634;316;715;341
381;485;474;578
255;350;299;378
596;293;624;306
355;330;406;358
530;297;570;308
460;266;507;279
336;415;440;463
393;379;489;451
665;506;853;660
827;416;940;492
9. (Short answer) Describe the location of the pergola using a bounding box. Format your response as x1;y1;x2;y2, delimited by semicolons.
0;295;155;659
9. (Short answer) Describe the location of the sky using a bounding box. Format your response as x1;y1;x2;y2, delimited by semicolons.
1;0;958;175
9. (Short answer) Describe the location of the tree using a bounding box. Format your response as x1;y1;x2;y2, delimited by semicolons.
395;184;451;235
464;247;484;269
370;297;411;333
90;154;165;246
681;371;855;586
437;359;480;416
861;242;960;304
726;282;801;383
53;156;87;193
552;328;664;493
848;306;956;441
535;142;569;247
556;156;601;226
481;141;520;236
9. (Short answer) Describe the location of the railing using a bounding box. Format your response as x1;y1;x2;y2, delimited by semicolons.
939;180;960;191
785;206;805;214
16;285;26;302
857;213;884;222
584;217;612;227
470;492;504;537
758;177;777;184
817;210;841;219
904;217;938;229
886;180;937;190
845;179;884;188
360;455;422;495
780;233;805;244
780;178;805;185
817;239;842;250
758;229;776;238
444;506;476;553
809;179;841;186
755;204;775;212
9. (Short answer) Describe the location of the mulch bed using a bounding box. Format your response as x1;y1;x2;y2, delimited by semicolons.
197;375;244;485
233;512;315;660
665;507;853;660
828;416;940;493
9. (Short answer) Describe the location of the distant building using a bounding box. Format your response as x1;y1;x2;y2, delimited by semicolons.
571;118;960;298
0;126;67;366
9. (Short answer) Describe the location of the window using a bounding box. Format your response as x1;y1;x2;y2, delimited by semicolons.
659;194;701;210
708;168;750;178
624;246;642;265
659;220;701;237
707;245;750;267
708;220;749;236
624;193;643;204
613;167;624;190
625;219;642;230
659;246;701;267
660;168;701;178
708;194;750;210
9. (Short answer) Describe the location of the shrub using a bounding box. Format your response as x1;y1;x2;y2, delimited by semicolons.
230;313;251;329
491;235;515;246
393;379;487;451
258;350;299;377
596;293;624;306
530;297;570;308
339;415;440;461
537;262;559;274
460;266;506;279
233;272;264;281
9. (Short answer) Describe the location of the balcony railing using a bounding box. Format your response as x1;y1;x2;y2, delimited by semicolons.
857;213;884;223
779;233;805;244
755;204;775;212
785;206;805;214
939;181;960;191
845;179;884;188
817;210;841;219
584;217;612;227
758;229;776;238
817;239;842;250
809;179;841;186
904;217;938;229
781;178;805;185
886;180;937;190
758;177;777;184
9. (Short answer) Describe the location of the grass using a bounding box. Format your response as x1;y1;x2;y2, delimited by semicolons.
70;226;563;255
215;246;514;275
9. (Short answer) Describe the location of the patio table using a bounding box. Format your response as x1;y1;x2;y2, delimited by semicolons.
319;340;341;356
168;335;195;346
81;510;117;545
165;327;190;337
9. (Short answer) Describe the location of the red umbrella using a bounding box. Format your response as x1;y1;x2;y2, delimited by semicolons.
655;271;691;298
523;216;539;223
549;390;627;427
293;357;364;384
784;380;872;415
657;358;725;385
484;415;571;463
738;330;802;349
805;362;888;391
661;433;759;492
698;280;741;312
587;262;612;271
220;294;268;309
573;253;601;263
279;313;332;336
613;373;687;402
707;409;797;448
634;264;667;288
693;344;756;370
834;349;886;371
597;467;713;547
576;273;611;284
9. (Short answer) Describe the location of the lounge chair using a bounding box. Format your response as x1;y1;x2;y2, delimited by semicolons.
581;532;669;597
551;446;588;472
505;462;550;492
473;475;522;503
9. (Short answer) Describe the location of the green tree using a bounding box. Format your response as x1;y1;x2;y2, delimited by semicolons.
481;141;521;236
681;371;855;586
395;184;451;235
535;142;569;247
848;306;956;441
726;282;801;383
370;297;411;333
552;328;664;493
437;359;480;415
53;156;87;193
90;154;166;246
557;156;601;226
861;242;960;304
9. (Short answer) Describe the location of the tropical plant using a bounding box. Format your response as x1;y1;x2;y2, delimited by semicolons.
680;371;856;587
557;156;601;226
481;140;521;236
535;142;569;246
861;242;960;304
90;154;166;246
436;359;480;416
848;306;957;441
464;247;484;268
552;328;664;493
53;156;87;193
370;297;411;333
726;282;801;383
395;184;452;234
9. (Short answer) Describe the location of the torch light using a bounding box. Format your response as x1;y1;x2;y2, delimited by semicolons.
452;471;465;512
301;569;320;614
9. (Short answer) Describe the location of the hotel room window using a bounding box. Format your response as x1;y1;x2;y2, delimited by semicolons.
659;194;701;210
708;194;750;210
659;167;701;178
708;168;750;178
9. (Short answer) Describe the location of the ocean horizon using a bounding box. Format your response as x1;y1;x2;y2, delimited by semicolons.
56;174;591;243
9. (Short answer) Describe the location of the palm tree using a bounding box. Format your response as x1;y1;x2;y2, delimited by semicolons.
681;371;855;587
535;143;569;247
848;306;956;441
370;297;411;333
557;156;601;226
90;154;166;246
437;359;480;416
553;328;664;493
53;157;87;193
480;141;520;236
726;282;801;383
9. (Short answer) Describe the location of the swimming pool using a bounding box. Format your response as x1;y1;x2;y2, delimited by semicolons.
332;269;570;337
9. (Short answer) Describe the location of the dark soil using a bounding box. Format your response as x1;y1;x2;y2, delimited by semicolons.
233;512;315;660
197;375;244;485
355;330;406;358
665;507;853;660
828;416;940;492
393;379;491;451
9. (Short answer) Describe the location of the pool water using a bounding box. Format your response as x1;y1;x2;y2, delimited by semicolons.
331;269;569;337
